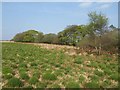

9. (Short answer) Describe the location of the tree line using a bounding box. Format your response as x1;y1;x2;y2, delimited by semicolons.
12;11;118;54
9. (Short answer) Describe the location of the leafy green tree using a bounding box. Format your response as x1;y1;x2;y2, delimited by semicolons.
58;25;79;46
42;33;58;44
12;30;43;43
12;33;24;42
88;11;108;55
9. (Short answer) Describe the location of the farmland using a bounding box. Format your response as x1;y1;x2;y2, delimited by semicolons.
2;42;118;88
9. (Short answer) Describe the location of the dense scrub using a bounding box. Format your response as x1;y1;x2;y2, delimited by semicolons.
2;42;118;88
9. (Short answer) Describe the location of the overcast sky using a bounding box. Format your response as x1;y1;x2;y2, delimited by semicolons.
2;2;118;40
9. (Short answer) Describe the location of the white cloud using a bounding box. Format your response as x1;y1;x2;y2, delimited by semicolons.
79;2;93;7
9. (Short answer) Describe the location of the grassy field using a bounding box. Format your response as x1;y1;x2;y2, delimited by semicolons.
2;42;118;88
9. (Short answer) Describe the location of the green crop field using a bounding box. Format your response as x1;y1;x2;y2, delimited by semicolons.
2;42;118;88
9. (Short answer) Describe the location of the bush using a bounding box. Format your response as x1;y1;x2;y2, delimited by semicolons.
19;68;27;74
85;81;99;88
104;68;112;75
4;73;13;79
109;73;118;81
65;81;80;88
18;63;27;68
94;70;104;77
79;75;85;83
33;72;40;78
30;62;37;66
3;67;13;75
74;56;83;64
7;77;23;87
29;76;39;85
36;82;47;88
42;72;57;80
89;75;99;81
20;72;29;80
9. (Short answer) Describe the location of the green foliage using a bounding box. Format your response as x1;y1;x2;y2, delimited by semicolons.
12;30;43;42
79;75;85;83
42;33;59;44
109;73;118;81
65;81;80;88
20;72;29;80
4;74;13;79
18;63;27;68
36;82;47;88
33;72;40;78
3;67;13;75
74;56;83;64
42;72;57;80
29;76;39;84
7;77;23;87
65;66;71;72
85;81;99;88
2;43;118;88
104;68;112;75
94;70;104;77
89;75;99;81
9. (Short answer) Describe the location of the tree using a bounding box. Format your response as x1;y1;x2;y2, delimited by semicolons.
12;30;43;42
42;33;58;44
88;11;108;55
12;33;24;42
58;25;79;46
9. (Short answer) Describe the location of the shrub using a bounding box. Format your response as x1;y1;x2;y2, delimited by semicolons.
33;72;40;78
4;74;13;79
89;75;99;81
79;75;85;83
36;82;47;88
31;62;37;66
74;56;83;64
104;68;112;75
109;73;118;81
3;67;13;75
90;62;98;68
20;72;29;80
18;63;27;68
65;81;80;88
42;72;57;80
29;76;39;85
94;70;104;77
19;68;27;74
64;66;71;74
85;81;99;88
7;77;23;87
54;70;63;76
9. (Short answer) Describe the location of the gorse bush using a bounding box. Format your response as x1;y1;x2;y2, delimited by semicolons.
3;67;13;75
4;74;13;79
85;81;99;88
20;72;29;80
29;76;39;84
42;72;57;80
74;56;83;64
109;73;118;81
7;77;23;87
94;70;104;77
65;81;80;88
